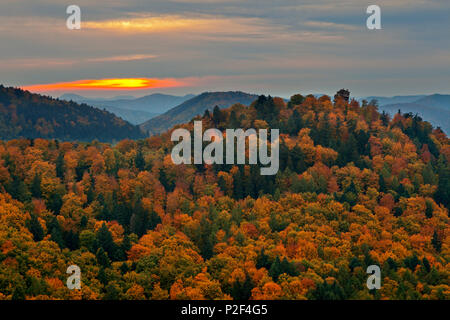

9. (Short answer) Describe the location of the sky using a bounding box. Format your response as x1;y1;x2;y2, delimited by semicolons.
0;0;449;98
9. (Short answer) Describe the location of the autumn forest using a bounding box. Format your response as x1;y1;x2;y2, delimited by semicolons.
0;91;449;300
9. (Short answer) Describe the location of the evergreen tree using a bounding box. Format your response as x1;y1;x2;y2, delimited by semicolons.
233;169;243;199
159;167;175;192
432;231;442;252
435;155;449;206
135;148;145;171
425;200;433;218
56;152;65;179
229;109;239;128
120;262;129;275
422;162;438;185
197;215;215;260
394;206;403;217
8;176;31;202
47;192;63;214
26;214;44;241
256;249;271;269
64;230;79;250
231;273;253;300
97;223;118;260
212;105;224;125
50;226;64;249
269;257;283;281
130;200;149;237
307;281;346;300
96;247;111;268
98;267;108;285
31;174;42;198
12;286;26;300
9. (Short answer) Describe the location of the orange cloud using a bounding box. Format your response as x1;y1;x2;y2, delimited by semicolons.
86;54;157;62
81;15;271;37
83;16;208;32
22;78;185;92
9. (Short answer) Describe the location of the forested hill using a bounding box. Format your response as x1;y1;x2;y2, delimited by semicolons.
0;86;145;142
141;91;259;135
0;90;448;300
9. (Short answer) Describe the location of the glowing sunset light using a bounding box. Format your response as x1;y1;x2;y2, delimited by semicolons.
83;16;202;32
22;78;185;92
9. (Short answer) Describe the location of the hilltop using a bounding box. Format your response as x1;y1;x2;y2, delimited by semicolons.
141;91;259;135
0;86;145;142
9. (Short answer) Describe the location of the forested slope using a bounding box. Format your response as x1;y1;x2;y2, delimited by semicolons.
0;86;145;142
0;92;448;300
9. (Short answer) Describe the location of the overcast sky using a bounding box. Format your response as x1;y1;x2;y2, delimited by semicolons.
0;0;449;98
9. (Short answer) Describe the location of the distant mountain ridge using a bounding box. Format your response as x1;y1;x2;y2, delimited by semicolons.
102;106;159;126
414;94;450;111
362;95;427;106
0;86;145;142
140;91;259;135
367;94;450;134
60;93;195;124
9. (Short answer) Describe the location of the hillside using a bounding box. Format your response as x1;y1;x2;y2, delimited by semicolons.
0;86;145;142
379;94;450;134
0;90;448;300
141;91;259;135
60;93;194;124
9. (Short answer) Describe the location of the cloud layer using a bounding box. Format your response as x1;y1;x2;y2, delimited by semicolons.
0;0;449;97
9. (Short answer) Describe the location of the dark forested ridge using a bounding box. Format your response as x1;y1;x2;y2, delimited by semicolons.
0;86;145;142
0;90;448;300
